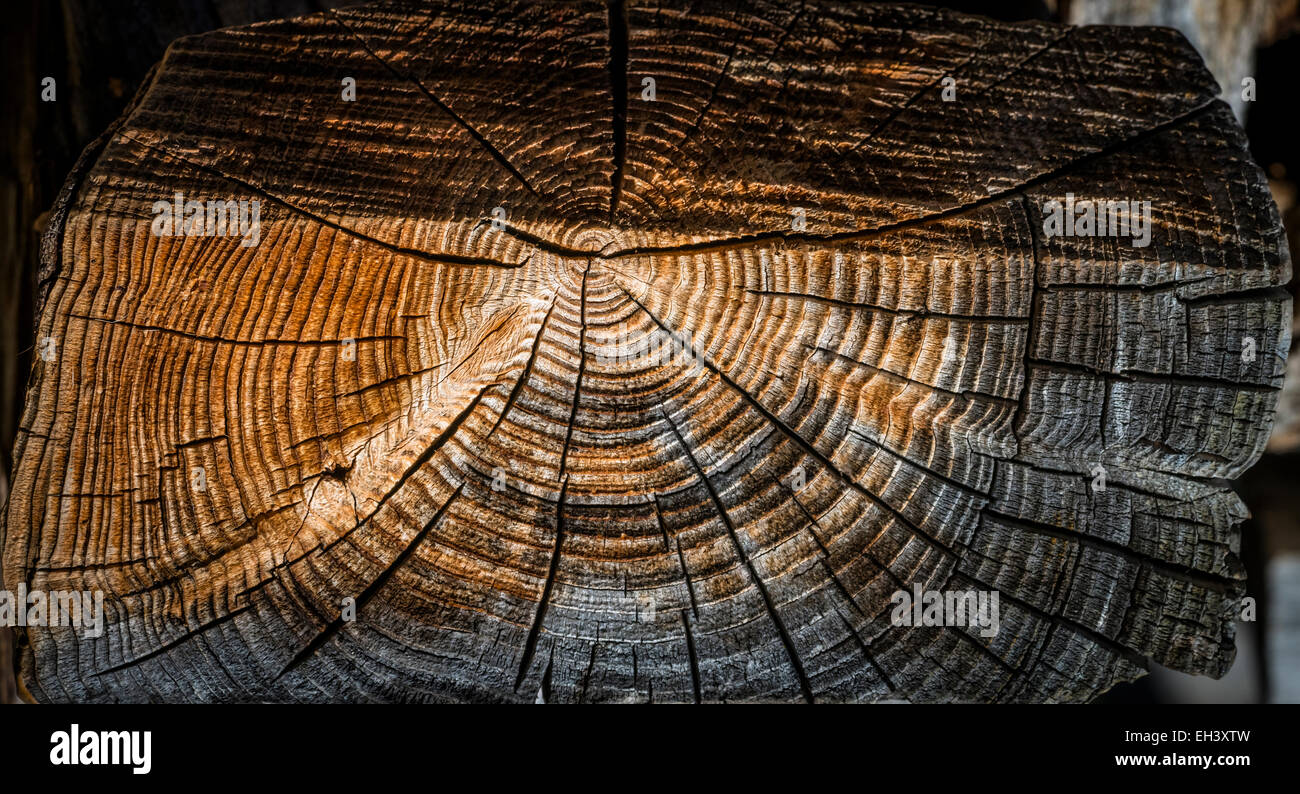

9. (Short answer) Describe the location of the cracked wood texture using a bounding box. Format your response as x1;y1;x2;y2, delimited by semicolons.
3;0;1291;703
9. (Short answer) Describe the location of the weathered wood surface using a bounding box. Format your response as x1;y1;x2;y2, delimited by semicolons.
2;0;1291;703
2;0;361;706
1065;0;1299;122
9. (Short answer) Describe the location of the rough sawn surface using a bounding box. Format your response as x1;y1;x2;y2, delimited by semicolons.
2;0;1291;702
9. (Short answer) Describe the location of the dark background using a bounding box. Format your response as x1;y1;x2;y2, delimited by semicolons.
2;0;1297;704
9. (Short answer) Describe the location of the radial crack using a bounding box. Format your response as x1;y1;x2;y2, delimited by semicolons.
600;98;1219;260
119;132;529;270
659;405;814;703
489;294;560;437
327;10;541;198
618;283;966;563
276;483;464;679
515;265;590;691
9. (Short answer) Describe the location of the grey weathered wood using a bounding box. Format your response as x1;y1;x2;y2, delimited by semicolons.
2;0;1291;702
1065;0;1297;121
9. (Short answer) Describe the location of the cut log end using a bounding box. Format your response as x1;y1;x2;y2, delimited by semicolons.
2;0;1291;703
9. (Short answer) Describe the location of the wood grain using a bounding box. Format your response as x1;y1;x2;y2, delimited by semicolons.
2;0;1291;702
